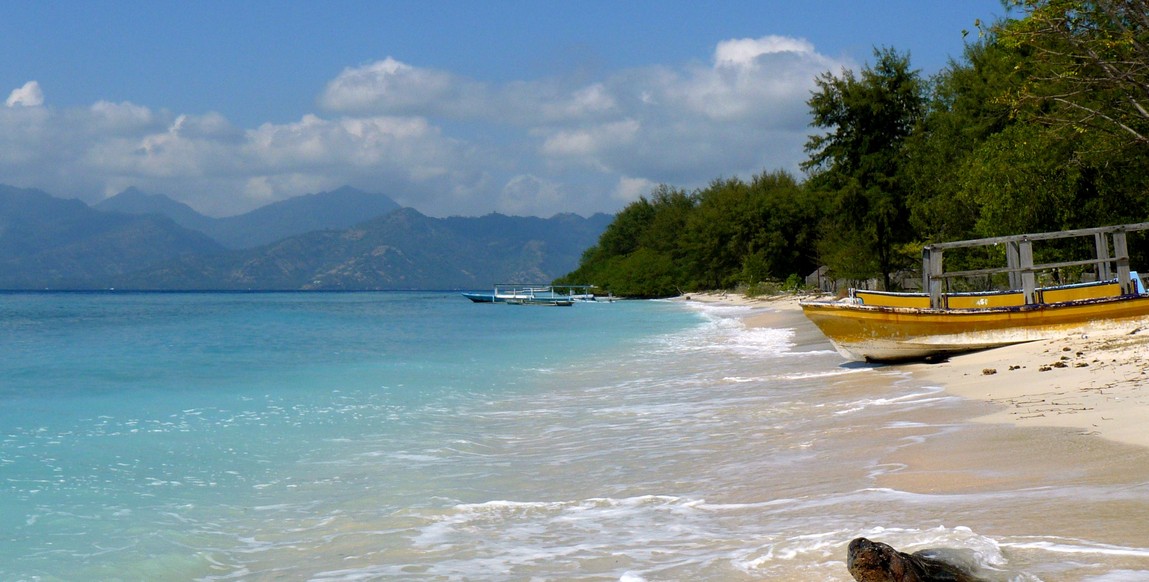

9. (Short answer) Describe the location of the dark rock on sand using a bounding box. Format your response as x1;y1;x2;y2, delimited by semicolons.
847;537;985;582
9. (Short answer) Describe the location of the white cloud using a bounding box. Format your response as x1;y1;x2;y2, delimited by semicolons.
614;176;656;204
319;57;485;119
714;36;817;68
6;81;44;107
526;34;842;187
0;35;849;218
500;174;564;215
85;101;163;136
541;119;640;158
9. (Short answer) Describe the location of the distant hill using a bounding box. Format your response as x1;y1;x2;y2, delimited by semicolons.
94;186;218;234
95;185;402;249
0;185;225;288
209;186;403;248
1;184;610;290
442;212;611;282
114;208;613;290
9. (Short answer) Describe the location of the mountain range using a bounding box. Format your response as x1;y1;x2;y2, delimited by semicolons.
0;184;611;290
94;185;403;249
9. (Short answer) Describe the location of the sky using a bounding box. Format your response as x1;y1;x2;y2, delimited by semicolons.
1;1;1011;218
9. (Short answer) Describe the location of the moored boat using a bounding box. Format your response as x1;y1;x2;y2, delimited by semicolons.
461;284;599;306
800;223;1149;362
462;291;499;303
506;297;574;306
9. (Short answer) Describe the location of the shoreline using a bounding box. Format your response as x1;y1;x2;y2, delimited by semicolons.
680;291;1149;450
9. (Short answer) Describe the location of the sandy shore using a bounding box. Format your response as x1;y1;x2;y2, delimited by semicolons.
681;291;1149;450
905;324;1149;449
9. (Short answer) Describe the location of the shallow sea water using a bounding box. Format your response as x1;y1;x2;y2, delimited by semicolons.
2;292;1148;581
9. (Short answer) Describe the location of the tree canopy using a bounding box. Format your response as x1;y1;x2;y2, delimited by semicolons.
803;47;925;290
1000;0;1149;148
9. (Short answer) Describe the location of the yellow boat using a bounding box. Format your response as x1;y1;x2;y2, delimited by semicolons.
800;223;1149;362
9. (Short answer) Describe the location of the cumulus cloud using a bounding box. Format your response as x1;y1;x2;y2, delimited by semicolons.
523;34;843;191
311;35;842;208
614;176;657;204
319;57;492;120
87;100;159;133
1;35;849;218
541;119;640;158
0;99;486;216
713;36;817;68
6;81;44;107
500;174;564;215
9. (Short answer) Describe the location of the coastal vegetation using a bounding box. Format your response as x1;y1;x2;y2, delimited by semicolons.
559;0;1149;298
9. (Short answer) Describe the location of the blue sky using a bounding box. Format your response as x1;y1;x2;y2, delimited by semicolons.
1;1;1010;218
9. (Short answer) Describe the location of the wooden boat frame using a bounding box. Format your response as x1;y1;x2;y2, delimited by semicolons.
921;222;1149;309
800;223;1149;362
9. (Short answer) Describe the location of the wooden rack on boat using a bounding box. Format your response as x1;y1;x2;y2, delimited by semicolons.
921;222;1149;310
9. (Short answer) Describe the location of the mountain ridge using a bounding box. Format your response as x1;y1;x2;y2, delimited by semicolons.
95;185;403;249
0;185;226;289
113;207;612;290
3;184;610;290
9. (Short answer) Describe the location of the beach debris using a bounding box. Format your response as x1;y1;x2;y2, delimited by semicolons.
981;368;997;375
846;537;986;582
1008;365;1023;371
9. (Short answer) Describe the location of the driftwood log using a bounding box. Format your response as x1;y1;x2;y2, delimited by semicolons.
846;537;985;582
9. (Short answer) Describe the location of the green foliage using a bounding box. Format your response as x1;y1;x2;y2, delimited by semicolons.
740;251;771;286
905;35;1020;244
784;273;806;291
743;281;783;298
804;47;925;290
959;123;1078;236
609;249;681;298
558;171;819;297
999;0;1149;148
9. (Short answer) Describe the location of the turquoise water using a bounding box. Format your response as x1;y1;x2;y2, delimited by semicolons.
4;292;1149;581
1;292;699;580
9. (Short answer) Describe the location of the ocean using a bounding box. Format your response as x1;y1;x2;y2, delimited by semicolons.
3;291;1149;581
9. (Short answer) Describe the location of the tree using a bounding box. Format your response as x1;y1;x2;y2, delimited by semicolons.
556;185;695;297
747;170;822;280
959;123;1079;236
803;47;926;290
999;0;1149;148
681;177;757;288
903;36;1021;244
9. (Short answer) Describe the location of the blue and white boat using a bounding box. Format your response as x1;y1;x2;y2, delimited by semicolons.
462;284;603;306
